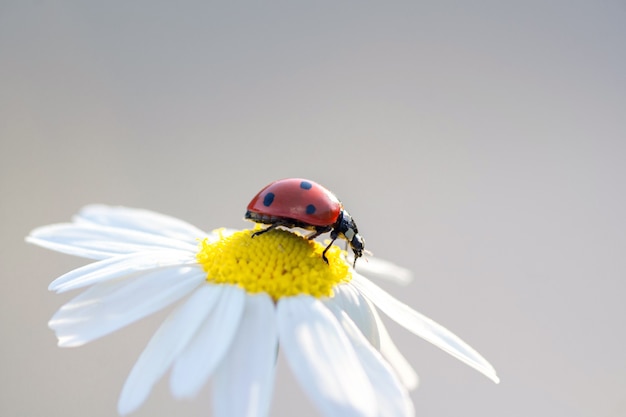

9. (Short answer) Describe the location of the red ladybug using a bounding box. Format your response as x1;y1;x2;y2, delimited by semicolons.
245;178;364;266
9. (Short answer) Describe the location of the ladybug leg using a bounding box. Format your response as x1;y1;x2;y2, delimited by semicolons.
305;226;331;240
321;230;339;264
251;221;290;238
321;239;336;264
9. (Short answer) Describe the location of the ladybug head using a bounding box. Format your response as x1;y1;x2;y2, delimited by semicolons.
335;209;364;265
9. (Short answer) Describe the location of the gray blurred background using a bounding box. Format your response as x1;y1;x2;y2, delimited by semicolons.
2;2;625;416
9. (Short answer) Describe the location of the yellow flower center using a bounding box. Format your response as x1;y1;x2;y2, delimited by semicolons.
196;228;351;300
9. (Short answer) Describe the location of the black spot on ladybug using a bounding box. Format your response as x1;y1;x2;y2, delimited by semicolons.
300;181;312;190
263;193;275;207
306;204;316;215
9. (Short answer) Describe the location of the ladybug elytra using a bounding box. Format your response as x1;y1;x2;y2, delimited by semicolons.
245;178;364;267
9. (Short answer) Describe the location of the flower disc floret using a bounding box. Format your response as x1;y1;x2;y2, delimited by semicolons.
196;228;351;300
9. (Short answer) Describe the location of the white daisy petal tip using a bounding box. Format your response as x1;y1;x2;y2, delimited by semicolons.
117;391;142;416
491;372;501;384
355;256;414;285
56;336;83;348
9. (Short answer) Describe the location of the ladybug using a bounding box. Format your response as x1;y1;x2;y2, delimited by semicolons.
245;178;365;266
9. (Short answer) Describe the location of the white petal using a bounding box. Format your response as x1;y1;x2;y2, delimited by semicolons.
49;250;197;293
329;284;380;349
212;293;277;417
325;301;414;417
170;285;246;399
351;274;500;384
277;296;378;417
49;266;205;347
74;204;208;244
27;223;199;260
117;284;221;416
355;257;413;285
366;296;419;390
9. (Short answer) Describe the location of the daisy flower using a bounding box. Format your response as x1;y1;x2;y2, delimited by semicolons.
27;204;499;417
